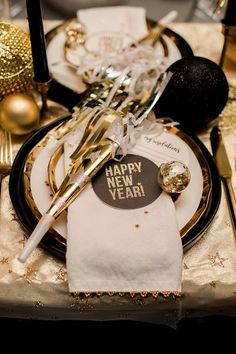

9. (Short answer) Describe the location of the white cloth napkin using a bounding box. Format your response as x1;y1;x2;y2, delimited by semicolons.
65;126;189;294
63;7;186;295
77;6;148;39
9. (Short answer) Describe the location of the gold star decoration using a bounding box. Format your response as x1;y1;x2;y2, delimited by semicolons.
225;219;231;227
131;297;145;306
10;211;19;222
18;238;26;245
183;263;189;270
9;207;19;222
208;252;227;268
0;257;9;264
18;233;28;247
22;266;37;284
209;281;216;288
70;298;94;311
55;267;67;281
18;233;28;246
34;300;44;307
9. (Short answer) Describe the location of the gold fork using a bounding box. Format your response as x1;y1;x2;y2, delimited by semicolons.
0;130;13;195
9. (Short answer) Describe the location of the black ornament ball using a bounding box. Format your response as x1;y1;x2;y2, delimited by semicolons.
154;56;229;131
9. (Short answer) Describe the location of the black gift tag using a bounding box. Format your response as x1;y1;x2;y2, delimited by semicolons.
92;154;162;209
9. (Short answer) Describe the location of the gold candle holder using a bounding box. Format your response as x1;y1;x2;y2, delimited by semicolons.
219;24;236;68
33;79;69;126
224;26;236;62
33;79;51;114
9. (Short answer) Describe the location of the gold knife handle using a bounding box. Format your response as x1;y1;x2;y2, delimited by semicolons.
223;178;236;234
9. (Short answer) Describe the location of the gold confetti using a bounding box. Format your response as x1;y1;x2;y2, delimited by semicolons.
34;300;44;307
70;298;94;311
132;298;145;306
144;211;149;214
18;234;27;245
10;212;18;222
18;238;25;245
55;267;67;281
135;224;140;228
209;281;216;288
208;252;227;268
0;257;9;264
22;266;37;284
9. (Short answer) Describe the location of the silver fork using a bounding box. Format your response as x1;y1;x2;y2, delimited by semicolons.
0;130;13;195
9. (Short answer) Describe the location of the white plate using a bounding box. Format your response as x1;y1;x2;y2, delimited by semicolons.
28;125;205;240
46;21;192;94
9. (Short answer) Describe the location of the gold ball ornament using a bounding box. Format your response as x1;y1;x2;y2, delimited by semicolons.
0;22;33;100
0;93;40;135
158;161;191;194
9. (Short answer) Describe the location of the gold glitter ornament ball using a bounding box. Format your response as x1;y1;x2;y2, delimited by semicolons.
0;22;33;100
158;161;191;194
0;93;40;135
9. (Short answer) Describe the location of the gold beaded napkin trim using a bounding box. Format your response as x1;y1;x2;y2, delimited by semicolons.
71;291;183;299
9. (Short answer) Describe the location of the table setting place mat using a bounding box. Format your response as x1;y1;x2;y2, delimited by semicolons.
1;127;236;320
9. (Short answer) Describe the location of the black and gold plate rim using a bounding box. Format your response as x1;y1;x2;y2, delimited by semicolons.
9;115;221;258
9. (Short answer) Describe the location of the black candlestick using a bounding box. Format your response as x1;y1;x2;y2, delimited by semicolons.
26;0;52;114
26;0;50;83
222;0;236;26
25;0;68;119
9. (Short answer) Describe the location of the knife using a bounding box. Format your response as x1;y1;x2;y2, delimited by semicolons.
210;126;236;233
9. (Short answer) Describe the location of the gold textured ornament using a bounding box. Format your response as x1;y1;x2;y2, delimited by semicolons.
0;93;40;135
0;22;33;100
158;161;191;194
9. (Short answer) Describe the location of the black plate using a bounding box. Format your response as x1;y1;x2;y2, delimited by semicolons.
46;21;193;109
180;126;221;250
9;115;71;259
9;116;221;259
